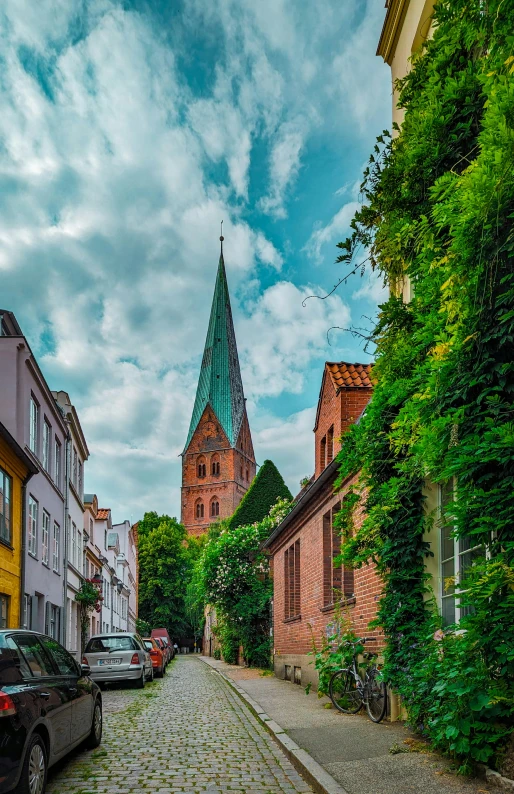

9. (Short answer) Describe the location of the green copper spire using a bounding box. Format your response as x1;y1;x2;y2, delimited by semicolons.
183;234;246;453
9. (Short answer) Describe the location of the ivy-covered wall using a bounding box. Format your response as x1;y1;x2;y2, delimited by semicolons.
334;0;514;772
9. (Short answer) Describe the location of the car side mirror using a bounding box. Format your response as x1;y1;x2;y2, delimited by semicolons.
81;663;91;676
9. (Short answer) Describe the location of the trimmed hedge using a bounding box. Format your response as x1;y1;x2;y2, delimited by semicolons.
228;459;292;530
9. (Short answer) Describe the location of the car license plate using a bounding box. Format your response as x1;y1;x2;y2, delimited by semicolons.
98;658;122;665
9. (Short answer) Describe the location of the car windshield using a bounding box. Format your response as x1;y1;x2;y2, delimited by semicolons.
85;636;138;653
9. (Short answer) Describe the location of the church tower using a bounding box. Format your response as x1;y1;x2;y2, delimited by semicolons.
181;234;256;536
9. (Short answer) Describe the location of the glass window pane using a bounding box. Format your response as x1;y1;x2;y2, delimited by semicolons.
441;525;454;561
442;559;455;594
14;635;54;677
442;596;456;626
40;637;78;676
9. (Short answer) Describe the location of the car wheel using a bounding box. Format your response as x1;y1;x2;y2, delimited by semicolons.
147;665;154;682
134;670;145;689
157;666;163;678
15;733;47;794
85;699;103;749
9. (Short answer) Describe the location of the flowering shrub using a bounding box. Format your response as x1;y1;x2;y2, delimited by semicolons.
199;498;291;667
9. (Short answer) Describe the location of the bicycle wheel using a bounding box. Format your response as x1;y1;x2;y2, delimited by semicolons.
329;669;362;714
365;670;387;723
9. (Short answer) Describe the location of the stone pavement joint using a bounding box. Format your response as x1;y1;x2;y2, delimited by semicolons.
47;655;315;794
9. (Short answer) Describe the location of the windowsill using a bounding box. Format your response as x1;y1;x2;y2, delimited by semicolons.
69;482;84;510
52;569;60;576
0;537;13;550
320;597;356;613
28;552;38;560
284;614;301;624
42;561;50;569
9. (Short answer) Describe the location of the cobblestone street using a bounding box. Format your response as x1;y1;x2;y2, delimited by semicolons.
46;656;314;794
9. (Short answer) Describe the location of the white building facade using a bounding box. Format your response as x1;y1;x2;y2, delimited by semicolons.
53;391;89;658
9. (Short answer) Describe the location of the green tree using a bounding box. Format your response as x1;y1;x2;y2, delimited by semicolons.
228;460;292;530
138;514;190;639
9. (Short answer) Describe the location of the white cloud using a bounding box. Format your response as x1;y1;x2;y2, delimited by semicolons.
352;268;388;304
239;281;351;398
0;0;389;522
305;201;361;265
259;125;305;219
253;406;317;498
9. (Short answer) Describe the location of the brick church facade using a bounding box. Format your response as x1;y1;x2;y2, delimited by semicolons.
264;362;383;689
181;239;256;536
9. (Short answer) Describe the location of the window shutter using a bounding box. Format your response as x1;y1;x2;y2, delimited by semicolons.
30;596;38;630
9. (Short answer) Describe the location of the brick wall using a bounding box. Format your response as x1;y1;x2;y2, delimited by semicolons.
314;371;372;479
181;406;256;536
270;472;383;661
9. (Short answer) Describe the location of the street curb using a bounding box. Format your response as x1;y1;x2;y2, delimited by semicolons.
200;657;349;794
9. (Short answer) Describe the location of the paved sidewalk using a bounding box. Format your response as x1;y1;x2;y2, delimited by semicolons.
47;655;315;794
202;657;490;794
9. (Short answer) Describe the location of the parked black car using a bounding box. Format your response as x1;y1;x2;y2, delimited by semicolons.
0;630;102;794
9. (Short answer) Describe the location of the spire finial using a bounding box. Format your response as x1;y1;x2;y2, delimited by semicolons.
220;220;224;253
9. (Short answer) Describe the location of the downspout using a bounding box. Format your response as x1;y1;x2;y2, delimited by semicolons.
19;470;35;629
62;420;71;647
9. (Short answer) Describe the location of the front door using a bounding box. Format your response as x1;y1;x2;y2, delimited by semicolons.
13;634;73;757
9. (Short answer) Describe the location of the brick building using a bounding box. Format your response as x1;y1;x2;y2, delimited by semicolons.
264;362;383;690
181;238;256;536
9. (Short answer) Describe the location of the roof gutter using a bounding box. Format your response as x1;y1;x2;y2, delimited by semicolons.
263;457;341;549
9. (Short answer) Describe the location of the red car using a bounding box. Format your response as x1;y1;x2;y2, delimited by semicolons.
142;638;165;677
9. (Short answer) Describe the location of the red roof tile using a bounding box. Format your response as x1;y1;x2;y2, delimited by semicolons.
96;508;110;520
326;362;373;391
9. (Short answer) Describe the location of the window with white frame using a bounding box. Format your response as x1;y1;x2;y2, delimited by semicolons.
41;510;50;565
0;466;12;545
42;420;51;472
29;397;39;455
440;481;484;625
23;594;31;629
52;522;60;572
49;604;59;639
78;461;83;497
72;523;77;569
54;439;61;489
28;496;38;557
73;448;78;489
0;594;8;628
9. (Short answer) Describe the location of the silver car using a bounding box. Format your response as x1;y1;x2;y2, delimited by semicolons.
83;633;153;688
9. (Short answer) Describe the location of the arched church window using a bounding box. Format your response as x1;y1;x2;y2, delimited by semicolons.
246;468;249;481
195;500;204;519
210;499;220;517
211;454;220;476
197;456;206;478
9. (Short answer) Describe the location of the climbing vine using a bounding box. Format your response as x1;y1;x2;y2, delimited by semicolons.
333;0;514;772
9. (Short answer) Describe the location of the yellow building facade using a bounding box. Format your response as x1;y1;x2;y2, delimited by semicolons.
0;424;37;629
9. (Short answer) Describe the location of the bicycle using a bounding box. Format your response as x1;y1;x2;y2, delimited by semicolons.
328;637;387;723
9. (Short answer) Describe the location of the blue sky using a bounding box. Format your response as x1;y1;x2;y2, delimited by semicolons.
0;0;390;522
